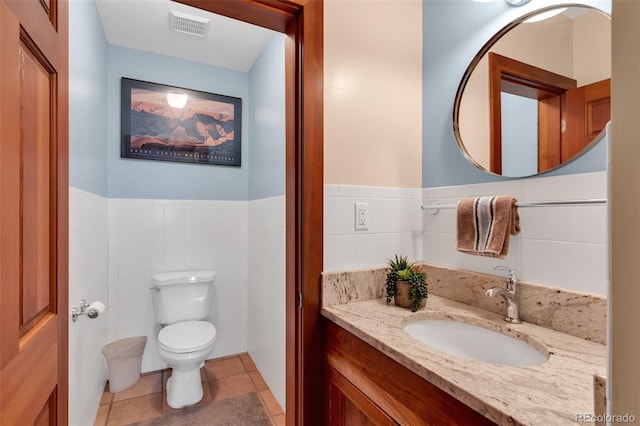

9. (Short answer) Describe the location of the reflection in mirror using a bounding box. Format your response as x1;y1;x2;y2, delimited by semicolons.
453;5;611;177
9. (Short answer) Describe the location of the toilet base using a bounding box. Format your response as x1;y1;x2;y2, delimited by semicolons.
166;367;204;409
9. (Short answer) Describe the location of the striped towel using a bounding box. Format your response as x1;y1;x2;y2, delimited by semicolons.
456;196;520;259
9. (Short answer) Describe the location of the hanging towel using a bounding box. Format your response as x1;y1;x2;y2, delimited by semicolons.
456;195;520;259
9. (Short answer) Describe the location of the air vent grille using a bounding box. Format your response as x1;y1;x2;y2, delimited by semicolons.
170;11;210;37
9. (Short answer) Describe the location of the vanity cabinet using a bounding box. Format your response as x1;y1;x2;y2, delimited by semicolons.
324;321;497;426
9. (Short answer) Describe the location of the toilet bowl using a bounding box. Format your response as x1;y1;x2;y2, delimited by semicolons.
150;270;217;409
157;321;217;408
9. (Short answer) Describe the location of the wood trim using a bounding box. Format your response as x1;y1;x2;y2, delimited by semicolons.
489;53;577;97
488;52;577;175
488;53;503;174
284;15;299;426
176;2;324;424
298;1;324;425
177;0;297;33
325;321;497;426
0;0;22;368
55;1;69;423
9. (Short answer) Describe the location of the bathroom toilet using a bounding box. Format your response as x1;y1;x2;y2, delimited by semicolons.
150;270;217;409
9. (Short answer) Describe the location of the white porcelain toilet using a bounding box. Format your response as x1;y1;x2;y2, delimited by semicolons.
150;270;217;409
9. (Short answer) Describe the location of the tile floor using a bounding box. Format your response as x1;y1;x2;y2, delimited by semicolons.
95;353;285;426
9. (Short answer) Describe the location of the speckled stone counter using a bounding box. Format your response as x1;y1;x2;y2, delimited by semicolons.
323;263;607;344
321;264;607;425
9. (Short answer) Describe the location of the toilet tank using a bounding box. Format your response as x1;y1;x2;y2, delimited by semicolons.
150;270;216;325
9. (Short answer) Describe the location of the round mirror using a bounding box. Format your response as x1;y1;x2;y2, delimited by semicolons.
453;5;611;177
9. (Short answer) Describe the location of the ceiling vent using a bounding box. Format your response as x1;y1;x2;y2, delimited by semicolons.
170;11;210;37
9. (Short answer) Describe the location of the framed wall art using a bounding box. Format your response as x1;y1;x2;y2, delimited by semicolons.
121;78;242;166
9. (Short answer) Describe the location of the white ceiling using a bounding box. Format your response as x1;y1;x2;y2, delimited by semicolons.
95;0;278;72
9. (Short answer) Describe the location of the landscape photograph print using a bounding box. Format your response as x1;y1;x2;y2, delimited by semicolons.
121;78;242;166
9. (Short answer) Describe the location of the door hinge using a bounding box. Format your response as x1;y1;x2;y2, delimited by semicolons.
561;118;567;133
297;292;303;309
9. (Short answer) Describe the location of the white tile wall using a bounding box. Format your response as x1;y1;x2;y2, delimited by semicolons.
422;171;608;295
69;187;109;426
107;198;249;372
324;185;424;271
324;172;608;295
71;190;286;420
248;196;286;411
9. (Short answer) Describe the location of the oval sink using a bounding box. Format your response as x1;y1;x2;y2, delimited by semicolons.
403;319;548;366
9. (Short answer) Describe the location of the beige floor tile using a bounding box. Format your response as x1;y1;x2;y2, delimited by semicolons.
112;372;163;402
209;372;256;401
249;370;269;391
239;354;257;372
93;404;110;426
260;389;283;416
204;357;245;381
106;393;163;426
272;413;286;426
161;380;213;413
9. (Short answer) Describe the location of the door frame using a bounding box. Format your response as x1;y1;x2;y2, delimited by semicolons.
176;1;323;424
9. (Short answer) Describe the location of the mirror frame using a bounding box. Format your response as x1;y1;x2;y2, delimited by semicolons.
452;3;611;178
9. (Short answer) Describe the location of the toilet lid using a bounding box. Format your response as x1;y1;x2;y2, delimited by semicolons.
158;321;216;353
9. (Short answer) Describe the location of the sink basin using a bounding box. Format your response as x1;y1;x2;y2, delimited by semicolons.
403;319;548;366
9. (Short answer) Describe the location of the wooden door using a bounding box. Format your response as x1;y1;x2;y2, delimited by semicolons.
537;79;610;173
562;78;611;161
0;0;68;424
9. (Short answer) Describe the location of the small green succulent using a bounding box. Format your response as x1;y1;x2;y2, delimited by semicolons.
385;255;428;312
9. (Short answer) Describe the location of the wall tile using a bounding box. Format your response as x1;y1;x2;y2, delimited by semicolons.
419;172;608;295
324;235;356;271
107;198;250;373
573;205;607;245
248;196;286;411
519;206;573;242
324;196;356;235
163;205;185;225
68;187;109;426
141;205;163;225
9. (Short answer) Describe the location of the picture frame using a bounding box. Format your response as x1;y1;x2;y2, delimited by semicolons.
121;78;242;167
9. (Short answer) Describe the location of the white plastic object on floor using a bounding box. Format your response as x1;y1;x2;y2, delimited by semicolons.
102;336;147;393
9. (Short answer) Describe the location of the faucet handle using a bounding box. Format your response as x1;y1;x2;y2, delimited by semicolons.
493;265;516;279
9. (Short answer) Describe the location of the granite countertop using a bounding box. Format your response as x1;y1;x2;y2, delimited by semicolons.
321;295;607;426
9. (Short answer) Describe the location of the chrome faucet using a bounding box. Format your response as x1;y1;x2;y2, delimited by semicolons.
486;266;521;324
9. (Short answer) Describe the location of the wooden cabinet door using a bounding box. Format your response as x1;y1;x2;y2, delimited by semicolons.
327;366;397;426
0;0;68;424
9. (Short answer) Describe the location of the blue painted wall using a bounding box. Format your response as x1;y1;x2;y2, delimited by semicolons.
422;0;610;188
501;93;537;177
248;34;286;200
69;0;108;196
107;45;250;200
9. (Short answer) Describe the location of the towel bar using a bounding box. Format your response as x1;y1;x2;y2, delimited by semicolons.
421;198;606;214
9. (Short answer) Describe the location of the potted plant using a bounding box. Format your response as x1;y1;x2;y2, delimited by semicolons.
385;255;428;312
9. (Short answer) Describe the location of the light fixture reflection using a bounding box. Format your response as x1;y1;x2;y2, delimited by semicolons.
505;0;531;6
166;92;188;109
524;7;568;22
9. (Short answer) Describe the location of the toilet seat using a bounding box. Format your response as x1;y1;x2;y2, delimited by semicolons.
158;321;216;353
